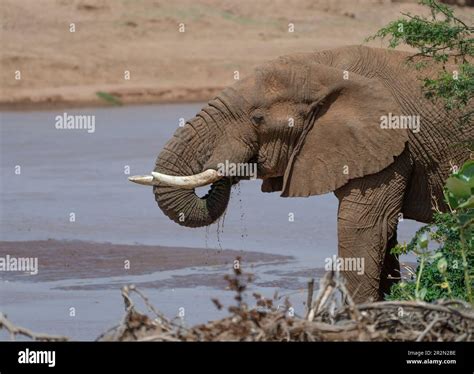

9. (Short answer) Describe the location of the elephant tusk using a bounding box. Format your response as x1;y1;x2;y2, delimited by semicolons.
128;175;157;186
128;169;222;189
151;169;222;188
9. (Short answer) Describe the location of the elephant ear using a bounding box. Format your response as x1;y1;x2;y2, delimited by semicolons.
281;69;409;197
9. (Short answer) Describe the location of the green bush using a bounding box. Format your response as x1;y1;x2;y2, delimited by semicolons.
370;0;473;304
388;161;473;303
368;0;473;139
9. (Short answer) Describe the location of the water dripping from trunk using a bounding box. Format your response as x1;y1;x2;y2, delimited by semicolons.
215;207;227;253
205;225;210;249
235;183;248;247
204;225;210;265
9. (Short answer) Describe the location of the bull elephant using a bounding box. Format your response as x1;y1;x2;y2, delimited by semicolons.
130;46;472;302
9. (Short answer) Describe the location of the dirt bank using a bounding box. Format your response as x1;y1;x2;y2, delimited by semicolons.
0;239;292;283
2;0;473;110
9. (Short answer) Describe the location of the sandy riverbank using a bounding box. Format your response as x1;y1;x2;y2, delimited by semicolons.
0;239;292;283
3;0;472;110
0;239;297;339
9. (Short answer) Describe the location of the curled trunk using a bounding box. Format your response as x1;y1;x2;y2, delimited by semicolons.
152;103;230;227
152;91;255;228
153;178;232;228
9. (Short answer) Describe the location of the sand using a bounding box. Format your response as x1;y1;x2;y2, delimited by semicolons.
0;239;292;283
2;0;473;110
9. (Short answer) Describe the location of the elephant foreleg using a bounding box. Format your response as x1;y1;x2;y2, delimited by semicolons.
334;152;412;302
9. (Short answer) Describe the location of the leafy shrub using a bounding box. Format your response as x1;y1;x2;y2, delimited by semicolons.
370;0;473;304
388;161;473;303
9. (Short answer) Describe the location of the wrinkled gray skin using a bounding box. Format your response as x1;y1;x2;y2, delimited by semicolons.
152;46;472;302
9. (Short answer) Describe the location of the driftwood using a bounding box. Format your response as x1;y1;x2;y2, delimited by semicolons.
0;313;68;341
98;270;474;342
1;267;473;342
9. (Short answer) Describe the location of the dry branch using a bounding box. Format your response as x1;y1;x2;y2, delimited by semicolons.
2;268;472;342
98;271;474;342
0;313;68;341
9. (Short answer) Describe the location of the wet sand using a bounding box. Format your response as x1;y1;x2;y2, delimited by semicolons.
0;239;292;283
0;240;314;340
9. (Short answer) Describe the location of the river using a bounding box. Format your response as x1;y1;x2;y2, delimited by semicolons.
0;104;422;340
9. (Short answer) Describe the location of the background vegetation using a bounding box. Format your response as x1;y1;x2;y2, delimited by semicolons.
371;0;473;304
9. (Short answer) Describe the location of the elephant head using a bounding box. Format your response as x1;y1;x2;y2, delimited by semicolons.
130;52;408;228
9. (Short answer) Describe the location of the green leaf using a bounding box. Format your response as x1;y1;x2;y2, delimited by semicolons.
446;175;471;199
458;196;474;209
390;243;408;255
432;252;443;259
417;232;429;249
437;257;448;273
458;160;474;184
416;288;427;300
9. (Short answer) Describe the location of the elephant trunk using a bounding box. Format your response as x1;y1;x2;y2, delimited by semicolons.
153;178;232;228
133;90;256;228
152;104;235;228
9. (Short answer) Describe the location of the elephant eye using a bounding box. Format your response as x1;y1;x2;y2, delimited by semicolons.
251;113;265;126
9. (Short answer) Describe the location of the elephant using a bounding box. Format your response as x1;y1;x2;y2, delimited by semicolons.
130;45;473;302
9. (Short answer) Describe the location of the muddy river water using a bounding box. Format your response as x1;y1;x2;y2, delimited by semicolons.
0;104;422;340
